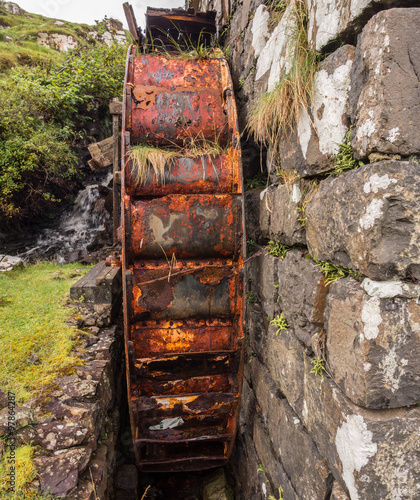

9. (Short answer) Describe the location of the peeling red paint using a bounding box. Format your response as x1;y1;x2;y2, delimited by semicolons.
121;39;245;472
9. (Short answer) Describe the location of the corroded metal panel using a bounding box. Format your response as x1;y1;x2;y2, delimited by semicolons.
121;34;245;472
126;55;231;146
128;195;242;259
130;261;242;320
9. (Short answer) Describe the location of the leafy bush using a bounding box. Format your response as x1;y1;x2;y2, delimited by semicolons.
0;36;127;226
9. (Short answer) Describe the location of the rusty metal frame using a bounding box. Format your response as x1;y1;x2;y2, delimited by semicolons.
121;36;245;472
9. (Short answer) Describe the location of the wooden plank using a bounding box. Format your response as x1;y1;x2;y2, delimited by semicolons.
109;99;123;115
88;137;113;169
123;2;140;42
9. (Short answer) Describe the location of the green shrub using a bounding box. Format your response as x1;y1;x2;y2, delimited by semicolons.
0;36;127;226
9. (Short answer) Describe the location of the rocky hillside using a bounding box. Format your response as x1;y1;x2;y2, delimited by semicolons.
0;1;127;229
0;1;126;69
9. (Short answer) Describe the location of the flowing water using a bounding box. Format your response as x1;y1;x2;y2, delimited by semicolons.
19;172;113;263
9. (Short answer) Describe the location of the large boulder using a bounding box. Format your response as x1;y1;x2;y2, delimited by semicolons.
307;0;419;51
306;160;420;280
350;8;420;158
325;277;420;408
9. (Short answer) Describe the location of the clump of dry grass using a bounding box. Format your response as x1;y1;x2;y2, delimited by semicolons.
130;130;229;187
129;145;177;186
247;0;318;148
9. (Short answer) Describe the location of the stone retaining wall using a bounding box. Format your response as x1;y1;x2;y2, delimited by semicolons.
0;270;124;499
194;1;420;498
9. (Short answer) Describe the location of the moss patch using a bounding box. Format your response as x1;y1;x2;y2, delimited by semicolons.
0;262;91;404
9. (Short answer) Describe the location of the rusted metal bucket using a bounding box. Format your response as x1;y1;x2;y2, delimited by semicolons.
121;42;245;472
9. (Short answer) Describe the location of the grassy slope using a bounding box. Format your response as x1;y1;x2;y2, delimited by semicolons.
0;262;92;499
0;3;95;70
0;262;91;403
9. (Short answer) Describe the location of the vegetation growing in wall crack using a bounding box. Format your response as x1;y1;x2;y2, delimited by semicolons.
245;172;270;189
330;129;364;176
266;240;291;258
247;0;319;148
269;486;284;500
271;312;290;335
306;254;360;285
297;180;319;227
310;356;325;377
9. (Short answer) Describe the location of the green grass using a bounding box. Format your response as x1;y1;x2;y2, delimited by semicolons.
0;262;91;404
0;6;95;71
330;130;364;176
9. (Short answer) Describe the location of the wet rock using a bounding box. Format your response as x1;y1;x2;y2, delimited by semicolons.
269;183;306;246
277;250;327;347
306;161;420;280
280;45;355;176
35;447;92;498
325;277;420;409
350;9;420;159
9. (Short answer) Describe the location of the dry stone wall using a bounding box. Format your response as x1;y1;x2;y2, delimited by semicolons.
195;1;420;499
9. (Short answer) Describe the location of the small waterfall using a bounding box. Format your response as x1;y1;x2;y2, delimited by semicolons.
22;172;113;263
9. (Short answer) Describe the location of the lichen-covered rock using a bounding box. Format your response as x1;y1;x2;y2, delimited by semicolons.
35;447;92;498
0;405;31;437
269;183;306;246
254;2;297;91
350;8;420;159
280;45;355;176
37;33;78;52
306;161;420;280
302;356;420;500
23;420;94;451
325;277;420;409
3;2;24;15
307;0;416;51
277;250;327;346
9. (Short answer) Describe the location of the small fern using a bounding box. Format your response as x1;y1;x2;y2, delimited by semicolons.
271;313;290;335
